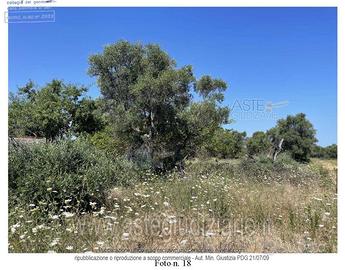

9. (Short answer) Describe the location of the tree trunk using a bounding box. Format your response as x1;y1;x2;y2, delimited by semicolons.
272;138;284;162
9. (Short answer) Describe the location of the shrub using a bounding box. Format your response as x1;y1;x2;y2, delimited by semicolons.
237;155;319;185
8;138;140;214
205;128;246;159
311;144;337;159
87;129;128;157
246;131;270;157
274;152;299;166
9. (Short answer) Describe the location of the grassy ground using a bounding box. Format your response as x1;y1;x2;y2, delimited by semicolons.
8;158;337;253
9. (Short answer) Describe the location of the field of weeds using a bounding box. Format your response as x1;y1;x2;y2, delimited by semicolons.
8;155;337;253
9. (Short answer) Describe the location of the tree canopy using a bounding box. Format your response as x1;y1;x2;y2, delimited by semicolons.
268;113;317;162
247;131;271;157
88;40;230;170
9;80;102;141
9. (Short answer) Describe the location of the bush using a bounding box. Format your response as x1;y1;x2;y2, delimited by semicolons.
311;144;337;159
87;129;128;157
246;131;270;157
9;139;140;214
274;152;299;166
237;155;319;185
205;129;246;159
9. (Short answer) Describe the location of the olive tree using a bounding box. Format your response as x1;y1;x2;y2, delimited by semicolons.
88;40;230;170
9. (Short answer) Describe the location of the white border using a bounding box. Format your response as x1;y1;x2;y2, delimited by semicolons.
0;1;343;269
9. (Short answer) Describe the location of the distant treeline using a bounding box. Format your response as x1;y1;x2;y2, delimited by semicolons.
311;144;337;159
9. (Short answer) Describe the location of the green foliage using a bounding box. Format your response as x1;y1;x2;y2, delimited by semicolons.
195;75;227;102
8;139;140;214
9;80;102;140
247;131;270;157
311;144;337;159
324;144;337;159
237;156;318;185
87;128;129;157
183;101;230;154
274;152;299;166
268;113;317;162
88;40;229;170
73;98;104;134
205;128;246;158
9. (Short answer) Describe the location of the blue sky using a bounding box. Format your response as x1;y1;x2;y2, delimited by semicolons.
8;7;337;146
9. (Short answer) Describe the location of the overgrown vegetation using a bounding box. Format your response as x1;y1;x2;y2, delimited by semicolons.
311;144;337;159
9;152;337;252
9;139;141;214
8;40;337;253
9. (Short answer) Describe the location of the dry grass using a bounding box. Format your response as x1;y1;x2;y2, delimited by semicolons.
8;158;337;253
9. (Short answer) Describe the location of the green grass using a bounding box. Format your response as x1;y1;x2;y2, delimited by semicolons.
8;158;337;253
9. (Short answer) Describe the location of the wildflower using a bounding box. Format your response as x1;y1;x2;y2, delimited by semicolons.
180;240;188;245
168;216;177;224
163;202;170;207
89;202;97;208
62;212;75;218
29;204;36;207
49;238;60;247
122;232;129;240
64;199;72;204
319;224;324;228
47;188;53;192
51;215;59;220
10;223;21;234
